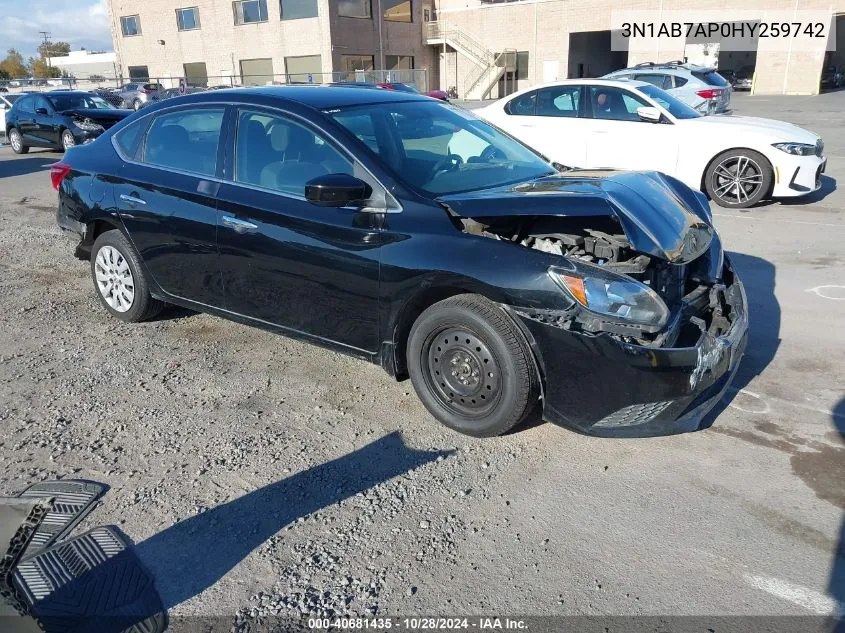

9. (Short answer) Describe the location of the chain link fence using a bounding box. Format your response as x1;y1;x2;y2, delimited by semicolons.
0;69;429;95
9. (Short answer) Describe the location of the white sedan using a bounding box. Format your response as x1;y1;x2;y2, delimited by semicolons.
477;79;826;208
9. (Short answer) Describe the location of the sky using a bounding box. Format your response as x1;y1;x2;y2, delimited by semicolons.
0;0;113;60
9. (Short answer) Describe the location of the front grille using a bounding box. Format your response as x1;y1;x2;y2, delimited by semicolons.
815;139;824;157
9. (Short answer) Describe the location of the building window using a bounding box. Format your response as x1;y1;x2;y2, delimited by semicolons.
516;51;528;80
386;55;413;70
128;65;150;80
281;0;318;19
240;58;274;85
176;7;201;30
184;62;208;86
233;0;268;24
341;55;375;72
120;15;141;37
384;0;411;22
337;0;371;19
285;55;322;82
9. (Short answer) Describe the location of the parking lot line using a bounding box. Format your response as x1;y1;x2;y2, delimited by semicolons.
744;574;844;617
712;213;845;229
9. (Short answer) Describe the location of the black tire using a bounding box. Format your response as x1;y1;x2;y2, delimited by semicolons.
407;294;539;437
90;230;164;322
8;127;29;154
61;129;76;152
704;148;772;209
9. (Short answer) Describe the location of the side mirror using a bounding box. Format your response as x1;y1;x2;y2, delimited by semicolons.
636;106;662;123
305;173;372;208
35;107;49;116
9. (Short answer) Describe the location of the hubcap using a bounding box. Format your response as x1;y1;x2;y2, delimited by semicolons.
63;131;75;149
94;245;135;312
713;155;764;204
10;130;21;151
424;327;502;418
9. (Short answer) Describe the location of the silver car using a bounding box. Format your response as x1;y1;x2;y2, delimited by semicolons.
603;62;731;114
115;81;164;110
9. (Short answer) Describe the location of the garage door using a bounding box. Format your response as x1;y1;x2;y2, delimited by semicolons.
240;58;274;86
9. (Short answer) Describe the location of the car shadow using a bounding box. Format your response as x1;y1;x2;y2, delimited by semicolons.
831;398;845;632
33;431;450;626
0;155;59;179
699;251;780;428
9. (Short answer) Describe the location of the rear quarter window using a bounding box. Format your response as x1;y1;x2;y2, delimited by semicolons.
692;71;728;87
113;119;147;159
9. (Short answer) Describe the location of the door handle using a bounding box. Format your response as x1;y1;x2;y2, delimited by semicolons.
119;193;146;206
221;215;258;234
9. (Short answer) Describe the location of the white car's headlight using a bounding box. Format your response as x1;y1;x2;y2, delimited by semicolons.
549;264;669;328
772;142;816;156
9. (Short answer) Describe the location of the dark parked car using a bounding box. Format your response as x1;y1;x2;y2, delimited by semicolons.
820;66;844;89
53;87;748;437
6;91;132;152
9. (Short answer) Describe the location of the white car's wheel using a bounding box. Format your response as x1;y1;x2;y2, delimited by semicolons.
704;149;772;209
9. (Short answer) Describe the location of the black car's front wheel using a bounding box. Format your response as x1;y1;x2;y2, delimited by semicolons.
61;129;76;151
8;127;28;154
407;294;539;437
705;149;772;209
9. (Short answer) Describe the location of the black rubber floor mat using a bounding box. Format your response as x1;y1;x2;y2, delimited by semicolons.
13;526;167;633
18;480;107;560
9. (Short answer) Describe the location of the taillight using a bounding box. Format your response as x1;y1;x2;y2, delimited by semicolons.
696;89;723;99
50;163;71;191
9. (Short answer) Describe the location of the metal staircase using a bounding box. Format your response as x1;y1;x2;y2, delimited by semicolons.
425;21;515;100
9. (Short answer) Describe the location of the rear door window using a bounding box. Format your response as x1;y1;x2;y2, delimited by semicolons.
141;108;225;176
634;74;672;90
535;85;581;117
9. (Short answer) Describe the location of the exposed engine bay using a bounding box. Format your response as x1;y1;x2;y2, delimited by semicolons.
455;213;740;349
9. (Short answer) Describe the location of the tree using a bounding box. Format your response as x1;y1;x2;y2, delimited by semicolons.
37;41;70;62
29;58;62;79
0;49;27;79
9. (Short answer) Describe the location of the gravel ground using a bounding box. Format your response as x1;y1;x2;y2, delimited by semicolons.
0;92;843;629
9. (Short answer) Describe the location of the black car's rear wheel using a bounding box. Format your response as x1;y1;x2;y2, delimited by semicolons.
407;294;539;437
9;127;28;154
90;230;164;322
705;149;772;208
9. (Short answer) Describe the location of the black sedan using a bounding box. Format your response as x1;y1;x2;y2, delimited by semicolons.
6;91;131;153
53;87;748;437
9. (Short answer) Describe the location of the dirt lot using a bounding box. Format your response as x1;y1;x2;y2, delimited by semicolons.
1;92;844;628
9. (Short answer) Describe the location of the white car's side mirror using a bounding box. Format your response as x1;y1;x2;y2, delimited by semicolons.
636;106;662;123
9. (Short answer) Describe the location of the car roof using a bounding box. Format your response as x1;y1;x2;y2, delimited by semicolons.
511;78;652;91
166;85;431;109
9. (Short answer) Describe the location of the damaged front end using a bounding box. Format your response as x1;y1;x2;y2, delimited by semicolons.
440;170;749;436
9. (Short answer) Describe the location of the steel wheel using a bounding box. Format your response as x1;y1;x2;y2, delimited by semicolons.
423;326;502;419
61;129;76;151
711;154;764;205
94;245;135;313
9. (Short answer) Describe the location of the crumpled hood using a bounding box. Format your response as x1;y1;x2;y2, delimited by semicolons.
438;170;715;264
684;114;820;144
62;108;133;123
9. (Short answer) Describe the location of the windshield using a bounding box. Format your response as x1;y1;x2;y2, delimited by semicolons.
4;94;20;105
329;101;554;195
48;94;113;111
637;84;701;120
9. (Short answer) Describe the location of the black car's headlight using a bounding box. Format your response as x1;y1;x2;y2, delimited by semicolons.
549;263;669;328
73;118;104;133
772;142;816;156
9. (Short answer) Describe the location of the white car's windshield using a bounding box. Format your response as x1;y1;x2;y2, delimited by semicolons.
330;101;555;195
637;85;702;120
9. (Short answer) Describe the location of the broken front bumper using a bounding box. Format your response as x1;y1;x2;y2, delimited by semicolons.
514;262;748;437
